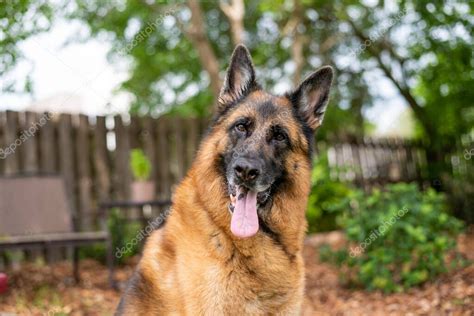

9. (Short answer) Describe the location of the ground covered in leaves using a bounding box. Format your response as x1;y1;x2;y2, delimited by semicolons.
1;231;473;315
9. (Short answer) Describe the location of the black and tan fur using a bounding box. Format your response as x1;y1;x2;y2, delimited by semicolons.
116;45;333;315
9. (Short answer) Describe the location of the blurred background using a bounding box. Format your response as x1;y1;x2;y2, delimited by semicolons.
0;0;473;315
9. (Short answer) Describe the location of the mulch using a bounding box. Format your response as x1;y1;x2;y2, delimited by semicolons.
302;231;474;315
1;231;473;316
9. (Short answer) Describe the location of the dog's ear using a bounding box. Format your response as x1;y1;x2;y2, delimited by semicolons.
288;66;334;130
218;45;258;114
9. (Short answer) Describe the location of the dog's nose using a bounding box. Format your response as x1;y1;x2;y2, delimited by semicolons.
234;160;261;183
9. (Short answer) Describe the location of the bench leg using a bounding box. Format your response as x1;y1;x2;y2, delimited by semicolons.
73;247;80;284
106;236;116;289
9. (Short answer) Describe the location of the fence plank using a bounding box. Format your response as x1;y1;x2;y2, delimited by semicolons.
364;138;377;182
114;115;131;201
77;115;93;230
94;116;111;203
171;117;186;181
22;112;39;173
380;139;393;182
156;117;170;198
397;139;409;181
130;116;141;150
4;111;20;175
0;112;5;173
350;140;363;185
142;117;156;187
58;114;77;221
42;112;59;261
187;118;200;169
17;112;41;260
39;112;56;173
405;143;416;180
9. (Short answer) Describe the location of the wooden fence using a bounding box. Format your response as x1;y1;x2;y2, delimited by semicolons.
0;110;430;230
0;111;208;231
317;137;428;189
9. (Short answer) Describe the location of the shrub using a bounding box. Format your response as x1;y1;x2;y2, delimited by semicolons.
108;208;142;264
130;149;152;181
306;154;354;233
79;209;142;264
320;183;465;293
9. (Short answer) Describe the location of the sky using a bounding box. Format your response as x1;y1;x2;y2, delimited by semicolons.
0;18;131;116
0;17;407;135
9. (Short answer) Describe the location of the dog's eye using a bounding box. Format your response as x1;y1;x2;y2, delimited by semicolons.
273;132;286;142
235;123;247;133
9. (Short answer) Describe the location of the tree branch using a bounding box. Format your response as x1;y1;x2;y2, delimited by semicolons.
220;0;245;45
183;0;222;102
346;18;434;134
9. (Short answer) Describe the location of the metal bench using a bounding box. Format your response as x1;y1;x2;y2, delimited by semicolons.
0;175;114;287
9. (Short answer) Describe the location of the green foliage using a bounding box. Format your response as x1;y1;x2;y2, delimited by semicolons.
67;0;376;135
0;0;54;93
108;208;142;264
320;183;465;293
130;149;152;181
79;243;107;263
79;209;143;264
306;153;354;233
5;1;473;143
410;1;474;142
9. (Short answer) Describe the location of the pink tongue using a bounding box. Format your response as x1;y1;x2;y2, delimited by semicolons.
230;186;259;238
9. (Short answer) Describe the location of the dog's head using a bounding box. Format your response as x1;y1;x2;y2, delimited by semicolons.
207;45;333;238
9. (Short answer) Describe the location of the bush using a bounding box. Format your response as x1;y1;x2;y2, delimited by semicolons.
81;209;142;264
108;208;142;264
306;154;354;233
130;149;152;181
320;183;465;293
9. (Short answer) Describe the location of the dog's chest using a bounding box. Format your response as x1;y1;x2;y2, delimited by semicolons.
195;239;302;313
196;262;295;314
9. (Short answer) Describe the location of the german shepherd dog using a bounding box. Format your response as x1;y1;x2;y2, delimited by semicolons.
116;45;333;315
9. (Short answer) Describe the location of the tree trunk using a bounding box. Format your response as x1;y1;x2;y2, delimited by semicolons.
282;0;305;86
185;0;222;104
220;0;245;45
